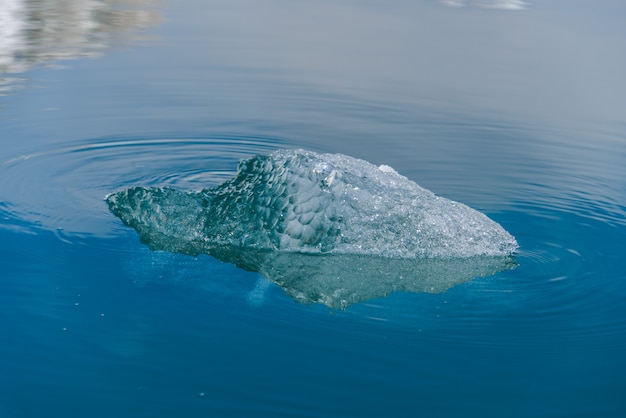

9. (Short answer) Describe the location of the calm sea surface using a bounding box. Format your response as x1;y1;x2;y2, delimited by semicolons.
1;1;625;417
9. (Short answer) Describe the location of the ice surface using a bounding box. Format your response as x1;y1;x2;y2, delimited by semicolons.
107;149;518;257
107;149;518;307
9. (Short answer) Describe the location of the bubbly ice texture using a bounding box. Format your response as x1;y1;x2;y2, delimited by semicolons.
106;149;518;307
107;149;518;257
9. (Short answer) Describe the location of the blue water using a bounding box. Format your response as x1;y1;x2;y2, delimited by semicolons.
1;1;626;417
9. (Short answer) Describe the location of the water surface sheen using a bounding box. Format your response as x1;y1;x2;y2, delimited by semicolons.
1;0;626;417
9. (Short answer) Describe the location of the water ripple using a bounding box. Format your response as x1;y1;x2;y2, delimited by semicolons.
0;134;283;239
322;192;626;354
2;131;625;351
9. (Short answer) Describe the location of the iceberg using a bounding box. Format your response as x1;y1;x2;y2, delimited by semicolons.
107;149;517;308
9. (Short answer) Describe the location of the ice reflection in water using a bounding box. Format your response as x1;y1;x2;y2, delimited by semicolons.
0;0;161;94
207;250;517;309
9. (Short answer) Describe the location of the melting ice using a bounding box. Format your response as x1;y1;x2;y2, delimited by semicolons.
107;149;518;308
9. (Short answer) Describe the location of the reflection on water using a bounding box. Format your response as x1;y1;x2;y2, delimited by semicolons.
0;0;161;94
187;249;517;309
439;0;528;9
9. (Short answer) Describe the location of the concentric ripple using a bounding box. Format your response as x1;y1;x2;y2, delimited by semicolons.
332;178;626;353
0;135;283;239
1;129;625;344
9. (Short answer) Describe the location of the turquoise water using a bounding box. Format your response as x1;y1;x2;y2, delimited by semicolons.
1;1;625;416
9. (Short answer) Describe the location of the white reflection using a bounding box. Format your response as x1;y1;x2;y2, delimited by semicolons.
439;0;528;9
439;0;464;6
0;0;160;93
0;0;26;92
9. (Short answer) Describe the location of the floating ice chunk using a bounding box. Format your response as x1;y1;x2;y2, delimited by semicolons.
107;149;518;307
107;149;517;258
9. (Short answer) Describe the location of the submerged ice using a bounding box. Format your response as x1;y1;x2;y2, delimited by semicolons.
107;149;518;307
